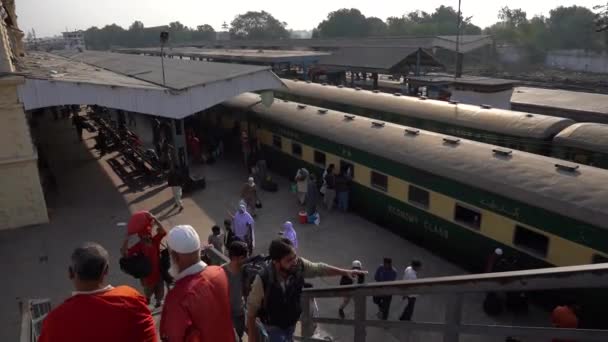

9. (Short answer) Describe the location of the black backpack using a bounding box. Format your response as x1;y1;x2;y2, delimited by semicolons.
160;248;173;284
119;253;152;279
242;255;271;299
483;291;504;316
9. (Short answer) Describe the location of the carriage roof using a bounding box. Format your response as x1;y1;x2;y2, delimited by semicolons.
282;79;574;139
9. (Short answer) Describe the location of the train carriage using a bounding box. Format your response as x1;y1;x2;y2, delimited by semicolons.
552;123;608;169
222;93;608;272
276;79;574;156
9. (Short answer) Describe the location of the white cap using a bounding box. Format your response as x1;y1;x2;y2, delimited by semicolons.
167;225;201;254
495;248;503;256
352;260;362;269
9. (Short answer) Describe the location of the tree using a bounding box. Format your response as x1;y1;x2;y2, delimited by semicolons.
315;8;370;38
547;6;599;50
386;6;480;36
229;11;289;40
519;16;551;62
166;21;192;43
84;24;127;50
595;3;608;32
193;24;216;41
129;20;144;31
168;21;185;31
366;17;388;36
498;7;528;28
485;7;529;43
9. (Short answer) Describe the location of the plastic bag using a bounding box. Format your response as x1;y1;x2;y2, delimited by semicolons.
307;212;321;226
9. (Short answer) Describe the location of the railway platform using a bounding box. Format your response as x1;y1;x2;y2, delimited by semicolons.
2;113;550;342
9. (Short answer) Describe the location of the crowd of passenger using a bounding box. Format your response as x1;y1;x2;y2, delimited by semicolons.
36;119;581;342
37;214;366;342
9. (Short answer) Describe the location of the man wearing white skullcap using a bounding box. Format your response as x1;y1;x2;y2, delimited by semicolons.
160;225;234;341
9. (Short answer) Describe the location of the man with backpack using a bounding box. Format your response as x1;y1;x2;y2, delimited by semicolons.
121;215;167;308
246;238;367;342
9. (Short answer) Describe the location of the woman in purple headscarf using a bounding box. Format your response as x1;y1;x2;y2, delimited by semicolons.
280;221;298;249
233;203;255;255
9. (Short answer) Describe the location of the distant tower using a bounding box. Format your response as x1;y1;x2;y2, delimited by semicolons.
218;21;230;40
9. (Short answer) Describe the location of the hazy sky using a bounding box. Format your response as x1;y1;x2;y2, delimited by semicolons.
18;0;601;37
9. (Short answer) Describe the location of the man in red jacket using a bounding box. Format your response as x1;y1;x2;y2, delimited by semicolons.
39;242;157;342
160;225;234;341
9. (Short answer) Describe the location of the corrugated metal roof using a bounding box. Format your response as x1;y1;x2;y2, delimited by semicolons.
17;52;285;119
57;51;273;91
18;52;164;89
184;35;492;53
224;93;608;230
115;47;330;62
316;47;442;73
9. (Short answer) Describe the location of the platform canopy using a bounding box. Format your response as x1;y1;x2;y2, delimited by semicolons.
115;47;330;65
17;51;285;119
184;35;492;54
316;47;443;74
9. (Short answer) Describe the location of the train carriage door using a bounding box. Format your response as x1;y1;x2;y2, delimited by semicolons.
340;160;354;178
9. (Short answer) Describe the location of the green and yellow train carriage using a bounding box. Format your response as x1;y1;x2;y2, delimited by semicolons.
553;123;608;169
222;93;608;273
276;79;574;155
275;79;608;170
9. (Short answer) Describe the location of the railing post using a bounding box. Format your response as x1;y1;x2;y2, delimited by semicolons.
301;295;314;339
444;294;463;342
354;294;367;342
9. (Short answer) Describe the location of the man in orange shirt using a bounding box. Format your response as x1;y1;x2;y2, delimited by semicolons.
551;300;579;342
160;225;235;341
123;215;167;307
39;242;157;342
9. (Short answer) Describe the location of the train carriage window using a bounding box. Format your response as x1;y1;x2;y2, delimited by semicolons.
454;204;481;230
573;154;588;164
592;254;608;264
371;171;388;192
513;225;549;257
314;151;326;166
291;142;302;157
408;185;430;209
272;135;282;149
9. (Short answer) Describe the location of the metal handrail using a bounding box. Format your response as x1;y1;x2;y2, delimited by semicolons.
299;263;608;342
